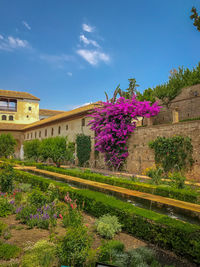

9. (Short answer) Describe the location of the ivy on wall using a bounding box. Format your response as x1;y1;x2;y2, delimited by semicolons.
149;136;194;173
76;134;91;167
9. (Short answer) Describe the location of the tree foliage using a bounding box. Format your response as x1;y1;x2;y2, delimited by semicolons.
24;139;41;161
39;137;73;167
139;63;200;106
76;134;91;167
190;6;200;31
0;133;16;158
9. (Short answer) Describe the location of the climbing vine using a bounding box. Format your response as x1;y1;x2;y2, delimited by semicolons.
89;96;160;169
149;136;194;173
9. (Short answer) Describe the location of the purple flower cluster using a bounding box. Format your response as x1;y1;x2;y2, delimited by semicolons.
89;96;161;168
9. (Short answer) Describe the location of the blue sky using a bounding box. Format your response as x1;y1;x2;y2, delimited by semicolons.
0;0;200;110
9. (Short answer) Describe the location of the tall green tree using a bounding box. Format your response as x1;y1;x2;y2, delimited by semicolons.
190;6;200;31
76;134;91;167
0;133;16;158
24;139;41;162
39;136;73;167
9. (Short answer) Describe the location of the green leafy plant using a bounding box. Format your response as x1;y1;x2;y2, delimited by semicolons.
98;240;125;263
0;242;21;260
146;166;163;185
76;134;91;167
21;239;57;267
0;133;16;158
24;139;41;161
149;136;194;173
0;164;14;192
95;214;122;239
0;197;14;217
28;189;48;207
169;172;186;189
57;225;91;266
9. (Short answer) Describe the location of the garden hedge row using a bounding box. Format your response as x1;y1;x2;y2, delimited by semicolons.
37;165;200;204
14;170;200;264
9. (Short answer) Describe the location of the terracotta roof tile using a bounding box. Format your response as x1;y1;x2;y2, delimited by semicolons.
0;90;40;101
23;102;100;131
39;109;64;116
0;123;27;131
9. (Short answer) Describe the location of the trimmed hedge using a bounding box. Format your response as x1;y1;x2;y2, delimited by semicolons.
14;170;200;264
37;165;200;204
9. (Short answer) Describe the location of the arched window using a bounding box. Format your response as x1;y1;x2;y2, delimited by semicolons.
45;129;47;137
2;115;6;120
58;126;61;135
51;128;54;136
39;131;41;138
35;132;37;138
66;125;68;130
9;115;14;121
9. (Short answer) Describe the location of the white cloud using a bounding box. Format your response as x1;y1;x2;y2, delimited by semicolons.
82;23;94;32
22;21;31;30
67;72;72;76
40;54;74;68
76;49;110;65
0;35;29;51
8;36;28;48
80;34;100;48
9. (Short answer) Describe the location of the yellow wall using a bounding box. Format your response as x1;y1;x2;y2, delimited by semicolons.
0;99;39;124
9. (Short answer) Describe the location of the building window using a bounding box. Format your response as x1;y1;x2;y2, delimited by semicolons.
31;133;33;139
39;131;41;138
29;107;32;111
35;132;37;138
82;118;85;127
45;129;47;137
58;126;61;135
27;115;29;118
9;115;14;121
51;128;54;136
2;115;7;120
66;125;68;130
0;98;17;112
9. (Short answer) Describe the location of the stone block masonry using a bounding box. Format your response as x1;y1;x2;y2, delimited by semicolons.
126;120;200;181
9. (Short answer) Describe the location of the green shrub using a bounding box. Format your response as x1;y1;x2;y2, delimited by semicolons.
14;169;200;264
0;164;14;192
24;139;41;161
62;208;83;228
95;214;122;239
76;134;91;166
146;167;163;185
57;226;91;266
0;197;14;217
0;242;21;260
0;134;16;158
98;240;125;263
28;189;48;207
21;239;57;267
169;172;186;189
39;136;71;167
17;183;32;193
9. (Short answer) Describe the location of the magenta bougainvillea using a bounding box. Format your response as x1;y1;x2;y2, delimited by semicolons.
88;95;161;169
